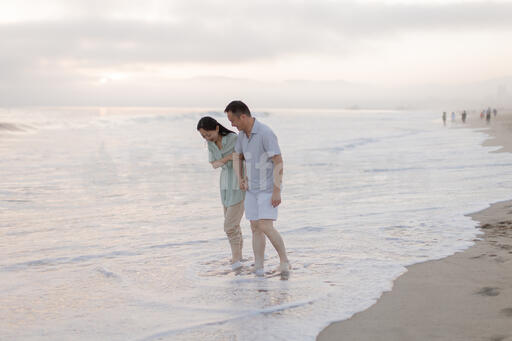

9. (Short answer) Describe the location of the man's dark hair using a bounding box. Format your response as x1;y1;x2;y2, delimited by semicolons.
224;100;251;118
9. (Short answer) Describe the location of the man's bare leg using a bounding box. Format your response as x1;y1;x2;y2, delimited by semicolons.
250;220;266;270
258;219;290;268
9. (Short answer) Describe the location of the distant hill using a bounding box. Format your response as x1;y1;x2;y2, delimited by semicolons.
1;75;510;110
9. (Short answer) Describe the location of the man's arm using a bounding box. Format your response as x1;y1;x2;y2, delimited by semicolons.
271;154;283;207
233;152;247;190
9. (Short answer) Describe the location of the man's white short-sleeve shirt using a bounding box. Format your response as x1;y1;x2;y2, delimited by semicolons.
235;118;281;192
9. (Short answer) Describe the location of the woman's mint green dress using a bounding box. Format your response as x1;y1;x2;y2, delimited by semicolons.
208;133;245;207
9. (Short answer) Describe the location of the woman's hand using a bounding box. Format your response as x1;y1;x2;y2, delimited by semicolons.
212;160;224;169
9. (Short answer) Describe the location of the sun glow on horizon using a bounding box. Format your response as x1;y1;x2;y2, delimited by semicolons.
98;73;128;84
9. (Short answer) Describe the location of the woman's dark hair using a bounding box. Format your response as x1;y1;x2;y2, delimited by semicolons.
196;116;235;136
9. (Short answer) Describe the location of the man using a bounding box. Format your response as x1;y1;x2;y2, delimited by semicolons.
225;100;291;277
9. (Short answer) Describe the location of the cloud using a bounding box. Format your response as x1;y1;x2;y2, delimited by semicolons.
1;0;511;106
1;1;511;66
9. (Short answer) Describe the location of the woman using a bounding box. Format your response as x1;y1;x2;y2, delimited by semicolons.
197;116;245;270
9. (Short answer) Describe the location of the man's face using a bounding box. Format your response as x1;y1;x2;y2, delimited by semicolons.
227;111;243;131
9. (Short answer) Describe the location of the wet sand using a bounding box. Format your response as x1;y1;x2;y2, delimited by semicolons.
317;110;512;341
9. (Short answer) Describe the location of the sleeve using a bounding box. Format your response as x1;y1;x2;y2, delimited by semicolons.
262;129;281;157
223;133;237;153
207;142;216;162
234;133;242;154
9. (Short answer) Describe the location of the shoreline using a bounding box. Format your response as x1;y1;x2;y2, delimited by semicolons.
317;110;512;341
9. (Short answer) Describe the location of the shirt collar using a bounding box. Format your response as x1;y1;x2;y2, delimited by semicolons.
249;118;260;135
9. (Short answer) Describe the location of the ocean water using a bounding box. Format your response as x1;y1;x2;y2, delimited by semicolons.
1;107;511;340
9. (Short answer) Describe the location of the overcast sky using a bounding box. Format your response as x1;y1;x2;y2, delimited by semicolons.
1;0;511;107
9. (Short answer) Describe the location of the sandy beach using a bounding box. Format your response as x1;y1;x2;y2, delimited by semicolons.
318;110;512;341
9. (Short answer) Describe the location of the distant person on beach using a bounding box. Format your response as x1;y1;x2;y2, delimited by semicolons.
442;112;447;126
480;110;485;120
197;116;245;270
486;110;491;124
451;112;456;121
461;110;467;123
493;108;498;117
225;100;291;278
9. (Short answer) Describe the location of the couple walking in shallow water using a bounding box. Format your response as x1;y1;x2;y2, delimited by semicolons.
197;100;290;277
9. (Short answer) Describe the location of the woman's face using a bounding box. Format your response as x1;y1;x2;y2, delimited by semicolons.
198;127;220;142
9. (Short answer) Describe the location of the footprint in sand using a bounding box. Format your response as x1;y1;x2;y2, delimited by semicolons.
489;335;510;341
476;287;501;297
501;308;512;317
